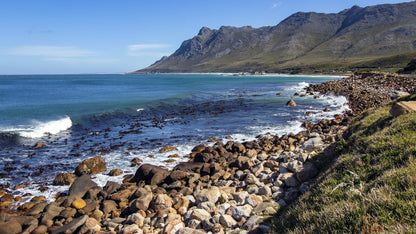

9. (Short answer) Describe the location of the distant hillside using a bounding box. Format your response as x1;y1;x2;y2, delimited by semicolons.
133;1;416;74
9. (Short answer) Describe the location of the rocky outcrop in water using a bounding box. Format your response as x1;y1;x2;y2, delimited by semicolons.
307;73;416;114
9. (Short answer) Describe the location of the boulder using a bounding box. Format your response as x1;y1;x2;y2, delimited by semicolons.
177;227;205;234
245;195;262;208
74;156;107;176
131;164;169;185
242;215;263;231
71;198;86;209
150;194;173;212
110;189;133;202
258;186;271;196
191;209;211;221
287;160;303;173
130;158;143;167
126;213;145;227
296;162;318;182
233;142;246;153
194;153;214;163
236;156;254;170
232;205;253;221
301;136;323;151
219;214;237;228
108;169;123;176
31;225;48;234
68;175;99;198
194;187;220;204
192;144;206;154
103;181;121;194
173;162;205;173
101;200;118;217
33;142;48;149
286;99;297;107
164;220;185;234
25;202;47;216
40;203;64;225
51;215;88;234
159;145;178;153
130;189;153;211
120;224;139;234
390;101;416;117
9;216;38;234
58;207;77;219
174;196;190;215
0;220;22;234
53;173;76;186
168;170;189;181
78;217;101;233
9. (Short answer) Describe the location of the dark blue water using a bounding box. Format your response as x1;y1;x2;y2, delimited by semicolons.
0;74;347;200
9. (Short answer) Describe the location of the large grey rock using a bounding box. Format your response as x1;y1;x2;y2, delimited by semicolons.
40;203;65;225
131;164;169;185
301;136;323;151
131;188;153;211
68;174;99;198
232;205;253;221
194;186;220;204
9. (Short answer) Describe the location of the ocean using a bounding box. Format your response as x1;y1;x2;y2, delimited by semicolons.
0;73;348;201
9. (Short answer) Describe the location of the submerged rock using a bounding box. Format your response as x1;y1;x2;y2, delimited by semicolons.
286;99;297;107
75;156;107;176
33;142;48;150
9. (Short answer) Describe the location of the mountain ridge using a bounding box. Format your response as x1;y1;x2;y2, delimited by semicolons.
134;1;416;74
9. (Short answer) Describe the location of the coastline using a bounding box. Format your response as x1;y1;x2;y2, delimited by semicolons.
0;72;414;233
127;71;349;78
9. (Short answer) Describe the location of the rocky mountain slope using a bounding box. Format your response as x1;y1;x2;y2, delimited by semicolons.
134;1;416;74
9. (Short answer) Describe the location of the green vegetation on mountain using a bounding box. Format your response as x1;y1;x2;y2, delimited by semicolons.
269;96;416;233
134;1;416;74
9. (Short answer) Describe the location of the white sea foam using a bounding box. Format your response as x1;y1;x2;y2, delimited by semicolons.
136;108;144;112
17;117;72;138
284;82;310;92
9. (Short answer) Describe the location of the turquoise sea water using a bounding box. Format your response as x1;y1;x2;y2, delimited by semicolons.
0;73;348;200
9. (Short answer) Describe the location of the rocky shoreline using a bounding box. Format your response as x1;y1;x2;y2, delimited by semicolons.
0;73;414;234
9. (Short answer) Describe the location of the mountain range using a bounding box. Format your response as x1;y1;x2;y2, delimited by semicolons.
134;1;416;74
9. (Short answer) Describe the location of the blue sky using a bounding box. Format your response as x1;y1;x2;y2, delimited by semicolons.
0;0;412;74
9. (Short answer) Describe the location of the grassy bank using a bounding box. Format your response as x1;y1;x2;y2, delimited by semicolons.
269;96;416;233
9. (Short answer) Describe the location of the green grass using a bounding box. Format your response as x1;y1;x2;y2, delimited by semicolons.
268;101;416;233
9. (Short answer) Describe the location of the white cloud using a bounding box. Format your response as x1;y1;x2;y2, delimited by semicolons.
127;44;171;57
9;46;96;57
272;1;283;8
